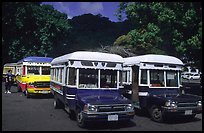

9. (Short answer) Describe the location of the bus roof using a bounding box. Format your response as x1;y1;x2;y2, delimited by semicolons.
17;56;53;63
124;54;184;66
4;63;17;66
51;51;124;64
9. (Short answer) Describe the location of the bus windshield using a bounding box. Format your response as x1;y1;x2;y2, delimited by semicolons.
27;66;40;75
78;68;118;88
149;70;179;87
42;66;51;75
27;66;50;75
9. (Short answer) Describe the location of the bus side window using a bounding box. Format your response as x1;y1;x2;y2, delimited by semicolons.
141;69;147;84
68;68;76;85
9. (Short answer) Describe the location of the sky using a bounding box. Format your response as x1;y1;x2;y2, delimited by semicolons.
41;2;126;22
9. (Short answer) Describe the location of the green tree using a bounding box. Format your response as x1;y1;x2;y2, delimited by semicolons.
2;2;72;64
116;2;202;69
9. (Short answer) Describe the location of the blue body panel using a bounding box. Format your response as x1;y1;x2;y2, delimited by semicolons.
51;82;135;122
17;56;53;63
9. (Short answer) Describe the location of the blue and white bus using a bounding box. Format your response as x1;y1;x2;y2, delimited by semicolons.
121;54;202;122
50;51;135;128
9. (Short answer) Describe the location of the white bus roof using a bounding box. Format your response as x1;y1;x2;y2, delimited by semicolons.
51;51;124;64
124;54;184;66
4;63;17;66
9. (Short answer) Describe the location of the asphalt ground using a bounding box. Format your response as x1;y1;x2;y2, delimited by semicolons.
1;82;203;131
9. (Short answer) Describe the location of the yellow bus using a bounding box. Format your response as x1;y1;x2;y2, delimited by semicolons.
2;63;17;83
16;56;53;98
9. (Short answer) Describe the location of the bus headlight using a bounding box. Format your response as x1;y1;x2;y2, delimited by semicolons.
88;105;97;112
197;101;202;106
84;104;97;112
165;101;177;108
28;82;35;86
125;104;134;111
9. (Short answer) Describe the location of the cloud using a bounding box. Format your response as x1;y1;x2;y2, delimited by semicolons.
79;2;103;14
55;2;73;19
42;2;73;19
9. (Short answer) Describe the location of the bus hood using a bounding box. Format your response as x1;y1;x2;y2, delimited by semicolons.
150;89;201;102
77;90;131;105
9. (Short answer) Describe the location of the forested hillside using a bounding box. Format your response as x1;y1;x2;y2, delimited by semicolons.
2;2;202;70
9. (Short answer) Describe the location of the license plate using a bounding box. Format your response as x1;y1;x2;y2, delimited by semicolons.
185;110;192;115
108;115;118;121
42;91;48;94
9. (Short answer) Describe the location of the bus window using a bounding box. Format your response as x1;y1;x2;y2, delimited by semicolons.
140;69;147;84
150;70;164;87
42;66;50;75
79;69;98;88
100;70;117;88
166;71;178;87
122;71;128;83
68;68;76;86
27;66;40;75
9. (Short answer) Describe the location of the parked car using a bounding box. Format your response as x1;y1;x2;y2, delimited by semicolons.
188;73;200;80
181;73;191;79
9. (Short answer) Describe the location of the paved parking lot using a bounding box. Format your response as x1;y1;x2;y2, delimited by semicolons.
2;83;202;131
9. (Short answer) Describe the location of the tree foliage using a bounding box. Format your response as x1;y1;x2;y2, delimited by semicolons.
68;13;133;52
2;2;72;63
115;2;202;68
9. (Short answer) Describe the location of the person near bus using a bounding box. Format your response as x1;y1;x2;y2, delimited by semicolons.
5;70;13;94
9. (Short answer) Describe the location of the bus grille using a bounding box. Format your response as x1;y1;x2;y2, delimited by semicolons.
177;102;197;108
34;82;50;88
97;105;125;112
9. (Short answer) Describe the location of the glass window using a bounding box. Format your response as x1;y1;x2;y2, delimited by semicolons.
122;71;128;83
68;68;76;85
50;69;53;80
141;69;147;84
166;71;178;87
100;70;117;88
55;68;59;81
42;66;50;75
27;66;40;75
106;63;116;67
79;69;98;88
81;61;93;66
150;70;164;87
59;68;63;83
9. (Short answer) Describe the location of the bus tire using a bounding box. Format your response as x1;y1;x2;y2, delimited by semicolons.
69;110;76;120
53;97;63;109
149;105;164;123
76;109;86;128
25;89;30;98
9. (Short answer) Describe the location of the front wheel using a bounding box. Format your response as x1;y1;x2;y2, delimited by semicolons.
149;105;164;123
76;109;86;128
25;89;30;98
53;97;63;109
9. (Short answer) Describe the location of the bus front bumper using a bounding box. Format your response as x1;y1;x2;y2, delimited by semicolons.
27;88;51;94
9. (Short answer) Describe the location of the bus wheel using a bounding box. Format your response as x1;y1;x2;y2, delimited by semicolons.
149;105;164;123
53;97;63;109
25;89;30;98
76;109;86;128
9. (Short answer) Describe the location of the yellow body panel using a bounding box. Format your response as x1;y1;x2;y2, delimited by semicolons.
16;75;50;83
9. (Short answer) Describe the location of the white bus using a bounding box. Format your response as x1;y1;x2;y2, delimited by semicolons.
50;51;135;128
121;54;202;122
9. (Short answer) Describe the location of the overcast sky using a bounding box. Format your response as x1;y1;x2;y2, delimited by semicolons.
41;2;126;22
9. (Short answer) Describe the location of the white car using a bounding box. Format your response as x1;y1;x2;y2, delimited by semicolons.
181;73;191;79
187;73;200;80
